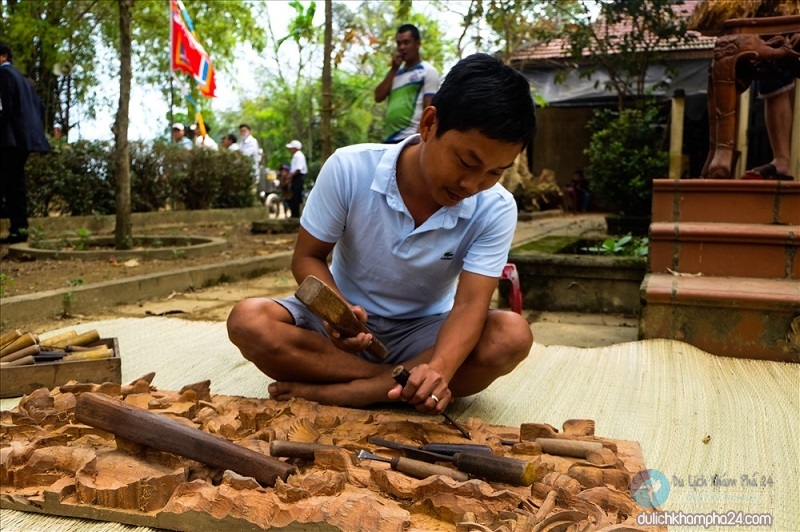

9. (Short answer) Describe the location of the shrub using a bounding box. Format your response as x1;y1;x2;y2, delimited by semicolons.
26;140;115;217
130;140;173;212
584;101;669;217
26;141;255;215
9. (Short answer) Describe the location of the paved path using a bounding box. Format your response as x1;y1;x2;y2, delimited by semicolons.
107;213;638;348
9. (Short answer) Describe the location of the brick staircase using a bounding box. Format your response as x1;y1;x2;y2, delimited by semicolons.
640;179;800;363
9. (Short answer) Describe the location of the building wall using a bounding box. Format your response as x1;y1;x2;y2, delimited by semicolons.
531;106;593;188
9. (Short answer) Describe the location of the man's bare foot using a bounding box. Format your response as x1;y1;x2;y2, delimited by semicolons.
268;374;398;407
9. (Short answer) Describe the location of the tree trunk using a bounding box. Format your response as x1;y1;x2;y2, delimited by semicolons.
114;0;133;250
320;0;333;164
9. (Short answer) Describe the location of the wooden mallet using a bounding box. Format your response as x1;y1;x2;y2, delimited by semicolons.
295;275;388;360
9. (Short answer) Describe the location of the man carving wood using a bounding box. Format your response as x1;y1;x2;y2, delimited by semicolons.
227;54;536;415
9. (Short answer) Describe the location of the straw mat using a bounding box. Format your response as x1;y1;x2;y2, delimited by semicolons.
1;317;797;531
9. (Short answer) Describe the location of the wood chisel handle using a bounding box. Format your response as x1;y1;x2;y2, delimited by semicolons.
451;452;537;486
391;365;472;440
295;275;388;360
391;456;470;482
75;392;295;487
534;438;603;458
269;440;337;460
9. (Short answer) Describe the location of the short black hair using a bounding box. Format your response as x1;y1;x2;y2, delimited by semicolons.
239;124;250;130
225;133;237;143
431;53;536;147
0;42;12;61
397;24;420;41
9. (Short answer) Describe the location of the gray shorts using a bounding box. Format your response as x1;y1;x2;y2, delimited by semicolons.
275;295;448;364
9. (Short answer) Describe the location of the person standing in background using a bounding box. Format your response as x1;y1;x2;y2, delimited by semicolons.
238;123;260;183
285;139;307;218
194;122;218;150
171;123;192;150
0;42;51;244
374;24;440;144
221;133;239;151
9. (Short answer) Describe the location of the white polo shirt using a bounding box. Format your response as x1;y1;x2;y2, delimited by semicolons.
301;135;516;319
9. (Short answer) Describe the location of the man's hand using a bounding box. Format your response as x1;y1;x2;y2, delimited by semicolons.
387;364;451;414
322;305;374;354
390;53;403;70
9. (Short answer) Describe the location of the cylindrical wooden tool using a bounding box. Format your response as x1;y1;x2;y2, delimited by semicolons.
357;450;469;482
0;344;40;364
270;441;337;461
39;330;77;347
0;333;37;358
75;392;295;487
54;329;100;348
0;355;35;367
0;330;23;351
451;452;537;486
295;275;389;360
62;347;113;362
535;438;603;458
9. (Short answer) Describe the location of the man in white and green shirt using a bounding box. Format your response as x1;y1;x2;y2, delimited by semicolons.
375;24;440;144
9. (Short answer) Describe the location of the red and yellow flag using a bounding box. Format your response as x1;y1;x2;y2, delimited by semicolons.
170;0;216;97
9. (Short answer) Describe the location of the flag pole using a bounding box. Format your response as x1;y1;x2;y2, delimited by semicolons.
168;0;174;131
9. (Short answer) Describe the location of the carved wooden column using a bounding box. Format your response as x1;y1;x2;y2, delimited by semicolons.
701;15;800;179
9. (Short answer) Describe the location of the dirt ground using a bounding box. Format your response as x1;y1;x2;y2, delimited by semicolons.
0;222;297;299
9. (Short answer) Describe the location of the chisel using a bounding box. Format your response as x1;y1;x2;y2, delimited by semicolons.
356;450;469;482
368;436;536;486
391;365;472;440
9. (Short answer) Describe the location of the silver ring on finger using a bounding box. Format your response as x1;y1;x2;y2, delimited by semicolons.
430;394;439;403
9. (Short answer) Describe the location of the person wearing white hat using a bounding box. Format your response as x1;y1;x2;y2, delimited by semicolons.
171;123;192;150
285;139;307;218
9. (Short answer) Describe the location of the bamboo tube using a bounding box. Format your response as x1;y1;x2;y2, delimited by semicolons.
0;333;38;358
0;330;23;351
39;330;77;347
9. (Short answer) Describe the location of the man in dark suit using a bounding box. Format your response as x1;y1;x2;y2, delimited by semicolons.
0;42;51;244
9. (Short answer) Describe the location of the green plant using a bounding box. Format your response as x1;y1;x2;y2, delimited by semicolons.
582;234;649;256
0;273;13;297
25;227;46;248
584;101;669;217
171;249;185;259
64;228;92;250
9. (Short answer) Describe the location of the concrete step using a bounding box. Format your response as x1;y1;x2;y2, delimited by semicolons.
651;179;800;225
649;222;799;279
639;273;800;362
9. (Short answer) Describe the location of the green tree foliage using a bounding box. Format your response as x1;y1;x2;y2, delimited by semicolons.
560;0;695;110
449;0;581;63
0;0;264;137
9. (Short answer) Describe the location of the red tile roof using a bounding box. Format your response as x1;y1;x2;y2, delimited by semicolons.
511;0;716;65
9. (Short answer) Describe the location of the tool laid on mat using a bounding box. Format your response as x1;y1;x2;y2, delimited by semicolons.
356;449;469;482
295;275;389;360
269;440;470;482
391;365;472;440
367;436;491;457
368;436;536;486
75;392;295;487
